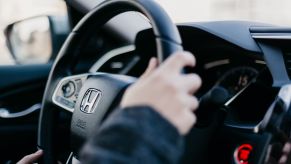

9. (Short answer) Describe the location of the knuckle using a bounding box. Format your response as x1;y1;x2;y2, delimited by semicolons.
173;51;184;59
165;51;197;70
187;112;196;126
194;74;202;88
176;52;188;62
188;74;202;92
192;97;199;110
185;51;196;65
163;79;178;92
189;73;200;82
180;52;195;63
170;52;187;64
191;74;202;85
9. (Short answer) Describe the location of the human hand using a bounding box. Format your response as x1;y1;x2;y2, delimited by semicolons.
279;141;291;164
17;150;43;164
121;52;201;135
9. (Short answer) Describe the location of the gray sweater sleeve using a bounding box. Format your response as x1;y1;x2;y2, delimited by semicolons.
80;106;185;164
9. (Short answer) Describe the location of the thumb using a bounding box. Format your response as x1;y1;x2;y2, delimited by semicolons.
17;150;43;164
140;57;158;79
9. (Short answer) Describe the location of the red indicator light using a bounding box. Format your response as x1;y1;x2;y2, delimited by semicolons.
234;144;253;164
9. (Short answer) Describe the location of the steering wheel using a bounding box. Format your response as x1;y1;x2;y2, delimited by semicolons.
38;0;183;163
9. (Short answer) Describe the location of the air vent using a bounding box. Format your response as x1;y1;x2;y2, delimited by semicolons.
283;52;291;78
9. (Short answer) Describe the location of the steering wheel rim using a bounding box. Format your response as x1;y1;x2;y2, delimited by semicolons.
38;0;183;163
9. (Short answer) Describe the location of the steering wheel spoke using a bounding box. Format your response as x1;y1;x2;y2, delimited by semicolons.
52;74;89;113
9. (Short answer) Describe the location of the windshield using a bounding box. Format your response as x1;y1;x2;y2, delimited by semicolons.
1;0;291;65
157;0;291;26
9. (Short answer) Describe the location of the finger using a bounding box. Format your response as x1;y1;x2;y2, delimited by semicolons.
279;155;288;164
179;110;196;135
17;150;43;164
181;94;199;111
176;94;199;112
283;142;291;153
279;142;291;164
161;51;196;73
178;73;202;94
140;57;158;79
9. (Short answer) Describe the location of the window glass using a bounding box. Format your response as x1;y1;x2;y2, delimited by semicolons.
0;0;67;65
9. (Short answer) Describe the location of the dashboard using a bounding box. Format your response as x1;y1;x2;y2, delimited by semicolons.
90;26;273;125
91;23;271;100
85;21;291;163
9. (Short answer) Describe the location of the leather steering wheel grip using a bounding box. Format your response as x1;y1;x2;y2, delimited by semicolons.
38;0;183;163
73;0;183;62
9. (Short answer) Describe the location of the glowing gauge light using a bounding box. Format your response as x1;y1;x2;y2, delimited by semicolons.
234;144;253;164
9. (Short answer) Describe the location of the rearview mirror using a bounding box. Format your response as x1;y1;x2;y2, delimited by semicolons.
4;16;70;64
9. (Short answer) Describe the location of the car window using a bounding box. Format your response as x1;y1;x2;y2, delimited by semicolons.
156;0;291;26
0;0;67;65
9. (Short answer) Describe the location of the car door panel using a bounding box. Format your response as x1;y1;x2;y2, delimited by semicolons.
0;64;51;163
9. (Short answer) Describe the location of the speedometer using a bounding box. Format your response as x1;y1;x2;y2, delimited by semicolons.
216;67;258;97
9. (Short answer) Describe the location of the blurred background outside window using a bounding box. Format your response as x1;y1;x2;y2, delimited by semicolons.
1;0;291;65
0;0;67;65
157;0;291;25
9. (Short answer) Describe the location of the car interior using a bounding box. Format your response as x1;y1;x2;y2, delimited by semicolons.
1;0;291;163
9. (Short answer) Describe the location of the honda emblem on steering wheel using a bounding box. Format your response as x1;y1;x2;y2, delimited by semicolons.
80;89;102;114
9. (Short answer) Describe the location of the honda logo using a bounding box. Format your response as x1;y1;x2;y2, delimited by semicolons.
80;89;102;114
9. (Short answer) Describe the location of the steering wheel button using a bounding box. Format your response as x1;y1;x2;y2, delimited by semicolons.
62;81;76;98
68;101;75;108
56;96;75;109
